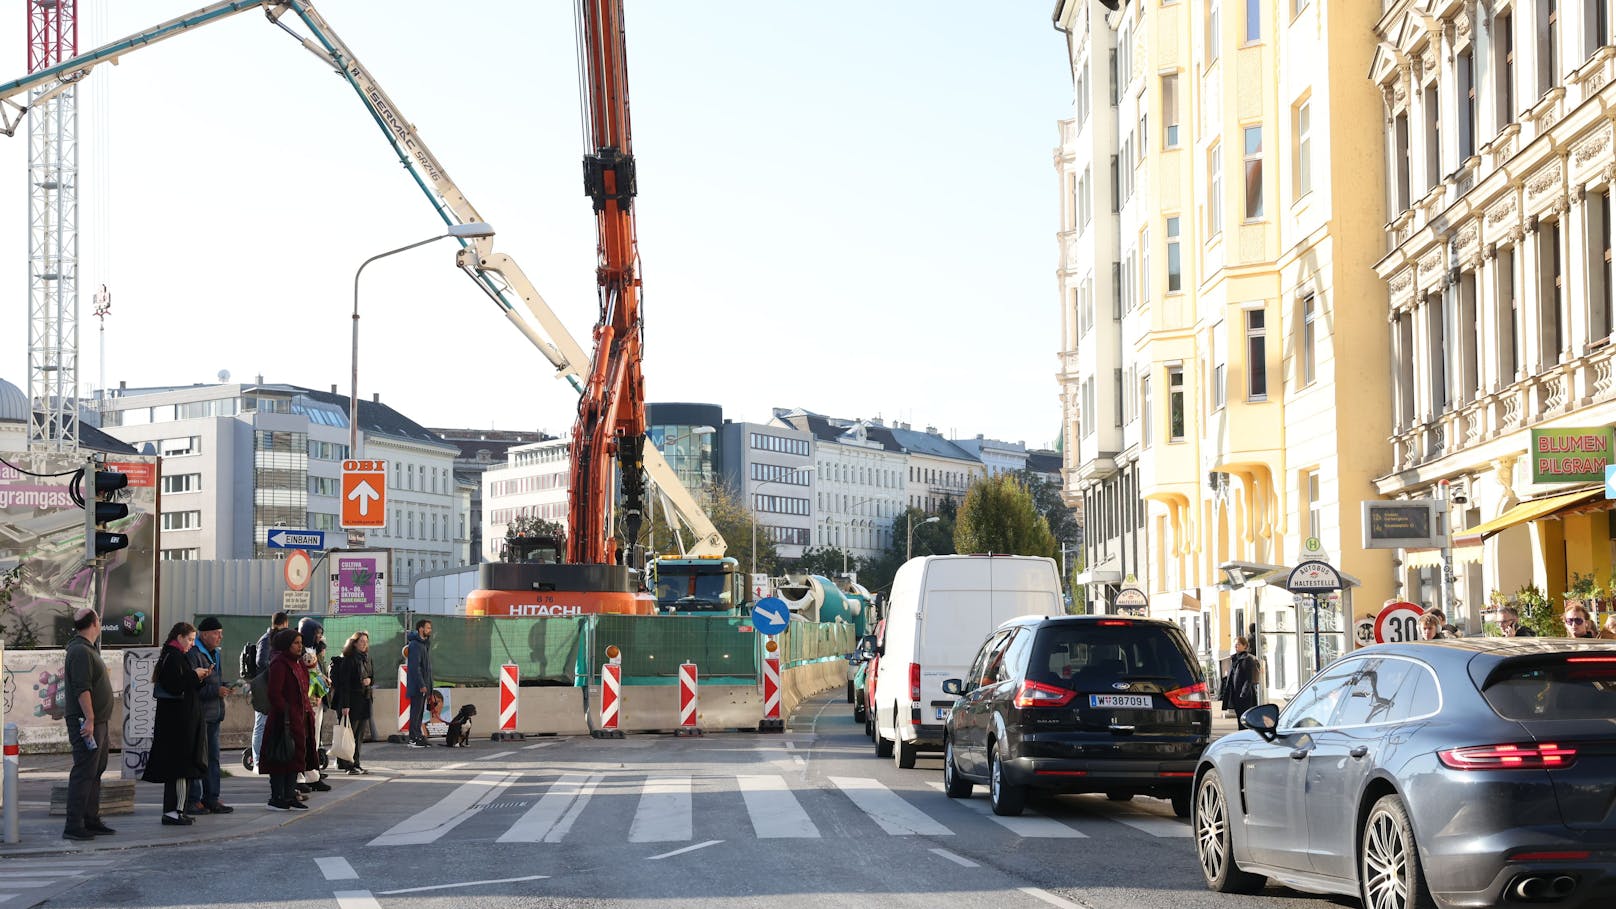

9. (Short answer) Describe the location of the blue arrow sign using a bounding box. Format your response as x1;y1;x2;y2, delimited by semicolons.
266;529;327;551
751;597;790;636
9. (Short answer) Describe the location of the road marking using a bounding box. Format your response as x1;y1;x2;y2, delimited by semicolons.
949;794;1088;838
481;750;514;761
737;774;820;838
829;776;952;836
368;771;516;846
646;839;724;861
522;741;557;750
1020;887;1092;909
929;847;979;868
0;881;66;887
315;857;358;880
375;874;548;895
0;871;81;879
629;775;692;842
436;762;468;772
333;892;383;909
1110;813;1191;838
497;773;601;843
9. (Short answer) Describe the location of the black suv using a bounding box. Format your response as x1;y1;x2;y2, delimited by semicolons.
941;615;1210;817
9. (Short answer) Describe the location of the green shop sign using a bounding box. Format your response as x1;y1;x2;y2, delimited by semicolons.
1532;426;1616;483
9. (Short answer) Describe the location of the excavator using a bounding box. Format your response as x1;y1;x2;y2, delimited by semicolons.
0;0;739;616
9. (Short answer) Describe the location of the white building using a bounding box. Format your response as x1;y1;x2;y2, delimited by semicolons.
893;425;984;514
479;438;570;563
772;409;907;563
952;435;1030;478
721;420;816;560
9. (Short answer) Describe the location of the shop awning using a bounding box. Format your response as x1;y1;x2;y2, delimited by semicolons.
1402;544;1484;569
1453;487;1605;545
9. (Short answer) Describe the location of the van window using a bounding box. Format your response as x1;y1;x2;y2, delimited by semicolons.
1029;622;1199;691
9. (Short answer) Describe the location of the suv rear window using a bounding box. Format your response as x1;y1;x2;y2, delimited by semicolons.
1028;622;1200;690
1482;657;1616;720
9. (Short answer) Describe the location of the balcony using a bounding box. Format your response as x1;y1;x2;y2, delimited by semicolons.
1059;349;1082;382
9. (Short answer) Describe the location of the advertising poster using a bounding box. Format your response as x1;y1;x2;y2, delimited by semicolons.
120;647;159;779
0;647;124;749
424;686;452;738
0;450;160;647
331;551;390;614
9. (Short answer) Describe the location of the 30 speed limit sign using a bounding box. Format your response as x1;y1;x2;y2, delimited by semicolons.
1374;601;1426;644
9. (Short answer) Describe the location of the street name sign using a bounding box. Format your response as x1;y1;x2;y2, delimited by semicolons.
341;459;387;529
267;528;327;551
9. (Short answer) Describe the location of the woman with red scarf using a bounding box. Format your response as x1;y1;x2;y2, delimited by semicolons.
261;628;316;810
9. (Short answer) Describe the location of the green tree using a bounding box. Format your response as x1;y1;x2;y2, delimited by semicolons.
790;546;856;578
0;564;38;649
1020;468;1081;551
501;515;566;561
703;482;780;577
857;506;957;597
954;474;1057;559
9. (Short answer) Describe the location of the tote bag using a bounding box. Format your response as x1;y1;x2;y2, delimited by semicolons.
329;718;356;763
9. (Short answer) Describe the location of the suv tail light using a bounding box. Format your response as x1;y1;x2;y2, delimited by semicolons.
1164;682;1211;709
910;663;921;702
1014;680;1076;708
1438;743;1578;770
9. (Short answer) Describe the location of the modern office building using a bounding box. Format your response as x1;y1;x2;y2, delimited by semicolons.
720;419;816;561
646;402;723;497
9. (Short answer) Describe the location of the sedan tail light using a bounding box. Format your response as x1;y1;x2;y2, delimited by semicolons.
1014;680;1076;708
909;663;921;702
1165;682;1211;710
1438;742;1578;770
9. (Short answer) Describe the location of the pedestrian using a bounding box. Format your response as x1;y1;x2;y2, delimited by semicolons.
1496;605;1536;637
1602;614;1616;640
250;611;290;771
142;622;210;826
1563;603;1598;638
405;618;434;747
1418;612;1447;640
185;617;235;815
62;607;115;841
332;631;374;774
1428;607;1462;638
296;618;332;793
262;628;314;811
1220;636;1260;727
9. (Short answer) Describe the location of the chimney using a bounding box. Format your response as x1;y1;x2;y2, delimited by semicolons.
372;393;380;403
119;380;126;391
255;373;263;384
977;433;984;440
331;384;338;394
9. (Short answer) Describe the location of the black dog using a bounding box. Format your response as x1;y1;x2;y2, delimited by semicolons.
445;704;477;747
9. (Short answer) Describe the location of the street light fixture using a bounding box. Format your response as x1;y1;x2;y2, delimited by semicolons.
751;465;816;579
906;514;941;561
350;221;496;460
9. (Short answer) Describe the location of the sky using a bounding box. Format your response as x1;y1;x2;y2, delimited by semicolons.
1;1;1074;448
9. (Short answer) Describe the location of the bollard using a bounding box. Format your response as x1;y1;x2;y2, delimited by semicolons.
4;723;19;844
675;661;702;737
593;645;624;739
757;638;783;733
492;663;525;741
387;667;412;744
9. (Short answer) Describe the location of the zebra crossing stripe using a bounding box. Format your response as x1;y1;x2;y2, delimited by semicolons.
947;792;1088;838
368;771;516;846
828;776;952;836
629;775;693;843
737;775;820;838
1109;813;1191;838
497;773;602;843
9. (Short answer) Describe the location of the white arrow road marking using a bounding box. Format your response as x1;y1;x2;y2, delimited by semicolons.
347;480;381;515
755;607;784;627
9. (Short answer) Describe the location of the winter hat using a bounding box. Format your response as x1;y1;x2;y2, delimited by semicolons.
297;616;324;651
197;616;223;632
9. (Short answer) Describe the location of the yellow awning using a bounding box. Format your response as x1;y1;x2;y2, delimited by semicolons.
1453;487;1605;545
1402;544;1484;569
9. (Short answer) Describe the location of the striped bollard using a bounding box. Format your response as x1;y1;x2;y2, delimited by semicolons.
4;724;19;844
593;645;625;739
757;637;783;733
676;661;702;736
387;667;411;743
492;663;525;741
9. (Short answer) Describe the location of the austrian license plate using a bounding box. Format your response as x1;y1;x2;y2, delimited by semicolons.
934;706;951;721
1089;694;1152;709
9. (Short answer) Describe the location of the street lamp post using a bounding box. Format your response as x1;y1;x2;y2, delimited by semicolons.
906;514;940;561
835;494;885;575
350;222;495;460
751;466;816;579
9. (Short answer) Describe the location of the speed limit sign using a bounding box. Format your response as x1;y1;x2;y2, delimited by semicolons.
1374;601;1425;644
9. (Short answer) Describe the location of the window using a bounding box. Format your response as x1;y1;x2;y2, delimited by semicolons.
1499;245;1520;380
1541;218;1565;367
1246;308;1268;399
1305;469;1321;540
161;548;201;561
1075;69;1089;128
1424;82;1440;195
1245;0;1260;42
1079;167;1092;228
1206;1;1221;65
1301;293;1317;385
1243;126;1263;219
310;476;341;497
1280;661;1360;729
1166;217;1183;292
1541;0;1560;95
162;473;201;494
1115;368;1125;428
1457;49;1476;160
1162;74;1180;147
161;436;201;457
1330;659;1419;727
162;510;202;531
1293;99;1311;199
1428;291;1449;413
1497;12;1515;127
1141;374;1153;447
1598;190;1614;339
1393;112;1411;212
1168;367;1186;440
1589;0;1611;59
1293;0;1309;14
1208;143;1223;236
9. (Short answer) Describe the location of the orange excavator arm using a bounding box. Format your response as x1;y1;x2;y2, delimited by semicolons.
569;0;646;566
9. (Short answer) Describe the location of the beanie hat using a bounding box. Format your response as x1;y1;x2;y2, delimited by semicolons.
197;616;223;632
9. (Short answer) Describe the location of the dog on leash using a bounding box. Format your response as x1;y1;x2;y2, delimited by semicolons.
445;703;477;747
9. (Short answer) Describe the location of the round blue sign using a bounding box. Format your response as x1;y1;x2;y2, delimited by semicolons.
751;597;790;635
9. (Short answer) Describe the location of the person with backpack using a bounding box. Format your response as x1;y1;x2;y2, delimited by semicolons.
331;631;374;774
248;612;289;771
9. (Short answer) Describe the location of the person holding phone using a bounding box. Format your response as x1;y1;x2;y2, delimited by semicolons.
185;617;235;815
62;607;114;841
142;622;211;825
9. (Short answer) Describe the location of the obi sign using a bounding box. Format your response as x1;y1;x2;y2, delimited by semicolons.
1532;427;1615;484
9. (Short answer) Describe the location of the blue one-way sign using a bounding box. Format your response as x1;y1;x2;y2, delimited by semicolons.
266;529;327;551
751;597;790;636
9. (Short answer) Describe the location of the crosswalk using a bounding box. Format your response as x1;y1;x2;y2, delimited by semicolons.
0;856;120;905
366;770;1188;849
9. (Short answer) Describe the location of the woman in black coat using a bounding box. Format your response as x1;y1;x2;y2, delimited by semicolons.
332;631;375;774
1221;635;1261;727
142;622;210;825
262;628;316;811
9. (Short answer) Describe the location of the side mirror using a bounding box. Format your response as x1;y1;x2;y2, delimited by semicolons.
1243;704;1281;741
941;678;964;696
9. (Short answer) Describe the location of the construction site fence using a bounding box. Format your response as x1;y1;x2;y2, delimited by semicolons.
203;613;853;687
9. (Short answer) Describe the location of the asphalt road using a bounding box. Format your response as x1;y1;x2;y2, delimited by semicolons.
30;691;1352;909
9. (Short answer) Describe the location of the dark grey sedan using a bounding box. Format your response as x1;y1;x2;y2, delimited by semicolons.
1192;638;1616;909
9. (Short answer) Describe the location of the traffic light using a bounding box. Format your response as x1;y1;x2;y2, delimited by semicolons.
83;465;129;560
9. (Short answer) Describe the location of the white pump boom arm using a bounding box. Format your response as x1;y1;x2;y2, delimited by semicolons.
0;0;726;557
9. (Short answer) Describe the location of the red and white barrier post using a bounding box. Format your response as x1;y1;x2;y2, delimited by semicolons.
4;723;19;844
758;637;783;733
388;666;412;743
493;662;525;741
593;644;625;739
676;661;702;736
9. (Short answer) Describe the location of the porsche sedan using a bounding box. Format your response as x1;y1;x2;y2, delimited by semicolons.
1192;638;1616;909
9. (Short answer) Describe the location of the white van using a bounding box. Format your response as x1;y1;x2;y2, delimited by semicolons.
871;554;1064;768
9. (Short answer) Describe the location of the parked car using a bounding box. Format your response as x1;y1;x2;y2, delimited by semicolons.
851;630;878;725
941;614;1209;817
873;554;1065;769
1192;637;1616;909
863;619;887;738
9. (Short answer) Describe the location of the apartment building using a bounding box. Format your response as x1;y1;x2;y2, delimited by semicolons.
1057;0;1394;696
1372;1;1616;616
720;420;817;560
431;427;556;565
480;437;570;562
772;409;907;564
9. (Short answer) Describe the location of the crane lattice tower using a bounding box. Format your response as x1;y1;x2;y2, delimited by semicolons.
26;0;79;450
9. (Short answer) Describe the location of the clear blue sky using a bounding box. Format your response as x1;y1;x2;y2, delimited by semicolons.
1;1;1072;447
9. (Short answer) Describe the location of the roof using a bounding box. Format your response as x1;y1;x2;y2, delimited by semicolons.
774;411;904;453
888;426;977;462
1026;449;1062;475
0;378;25;424
292;386;453;450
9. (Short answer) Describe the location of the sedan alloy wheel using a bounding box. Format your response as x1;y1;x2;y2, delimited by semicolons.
1361;795;1433;909
1193;770;1264;894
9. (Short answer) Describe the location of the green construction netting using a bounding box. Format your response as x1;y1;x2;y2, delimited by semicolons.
781;620;855;666
591;614;757;683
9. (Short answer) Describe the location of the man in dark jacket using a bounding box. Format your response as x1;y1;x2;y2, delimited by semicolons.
251;612;290;770
186;617;234;815
62;608;115;841
404;619;433;746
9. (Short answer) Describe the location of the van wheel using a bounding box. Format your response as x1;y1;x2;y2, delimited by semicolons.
988;745;1025;816
895;736;918;769
944;737;973;798
874;707;894;758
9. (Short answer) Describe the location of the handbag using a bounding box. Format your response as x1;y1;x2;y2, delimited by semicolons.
263;719;297;765
329;718;356;763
